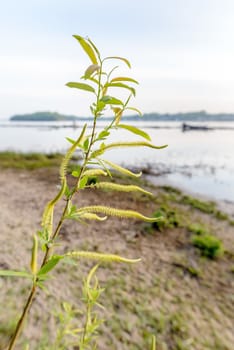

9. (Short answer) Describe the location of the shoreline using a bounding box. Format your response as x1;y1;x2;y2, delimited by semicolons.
146;174;234;218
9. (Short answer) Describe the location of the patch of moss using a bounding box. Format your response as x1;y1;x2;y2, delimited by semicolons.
149;205;183;232
191;234;224;259
188;223;209;236
214;210;229;221
181;195;216;214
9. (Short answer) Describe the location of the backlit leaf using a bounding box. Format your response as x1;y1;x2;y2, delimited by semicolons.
73;35;98;64
125;107;142;116
84;64;100;79
104;56;131;68
66;82;95;93
104;82;136;96
100;96;123;105
110;77;139;84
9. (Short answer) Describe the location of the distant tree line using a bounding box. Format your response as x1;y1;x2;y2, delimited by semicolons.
10;110;234;122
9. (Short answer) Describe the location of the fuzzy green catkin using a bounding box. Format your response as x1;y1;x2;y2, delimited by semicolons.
42;125;87;230
91;182;152;196
66;251;141;264
77;206;162;222
60;123;87;180
91;141;168;158
78;212;107;221
100;159;142;178
82;169;107;178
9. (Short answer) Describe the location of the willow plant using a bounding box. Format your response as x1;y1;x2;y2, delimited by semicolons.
0;35;167;349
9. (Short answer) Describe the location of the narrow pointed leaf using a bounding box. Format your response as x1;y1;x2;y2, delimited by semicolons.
0;270;32;278
118;124;151;141
104;82;136;96
84;64;100;79
37;256;62;276
110;77;139;84
125;107;142;116
104;56;131;68
87;38;101;59
97;130;110;140
66;82;95;93
79;175;88;189
100;95;123;105
73;35;98;64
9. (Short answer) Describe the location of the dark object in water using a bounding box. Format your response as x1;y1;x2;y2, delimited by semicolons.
182;123;210;132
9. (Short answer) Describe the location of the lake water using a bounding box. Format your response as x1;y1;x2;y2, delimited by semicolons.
1;120;234;203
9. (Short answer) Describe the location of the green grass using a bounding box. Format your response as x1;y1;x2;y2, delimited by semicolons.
188;223;209;236
191;234;224;259
181;195;216;214
0;151;80;170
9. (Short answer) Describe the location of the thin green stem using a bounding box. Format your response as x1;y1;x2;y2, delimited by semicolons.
7;284;36;350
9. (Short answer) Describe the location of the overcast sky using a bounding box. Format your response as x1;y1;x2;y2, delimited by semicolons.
1;0;234;118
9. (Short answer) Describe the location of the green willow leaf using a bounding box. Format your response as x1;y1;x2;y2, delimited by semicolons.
37;256;62;276
104;82;136;96
125;106;142;116
73;35;98;64
104;56;131;68
84;64;100;79
100;95;123;105
118;124;151;141
97;130;110;140
125;107;143;117
0;270;32;278
79;176;88;189
66;82;95;93
110;76;139;84
87;38;101;59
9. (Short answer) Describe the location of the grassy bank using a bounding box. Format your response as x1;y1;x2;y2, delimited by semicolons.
0;154;233;349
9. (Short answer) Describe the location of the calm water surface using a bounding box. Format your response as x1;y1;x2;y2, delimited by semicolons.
0;120;234;202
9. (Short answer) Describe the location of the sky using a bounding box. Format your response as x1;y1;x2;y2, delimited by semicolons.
1;0;234;118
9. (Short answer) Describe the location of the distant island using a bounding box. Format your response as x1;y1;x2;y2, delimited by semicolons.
10;111;79;121
10;110;234;122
